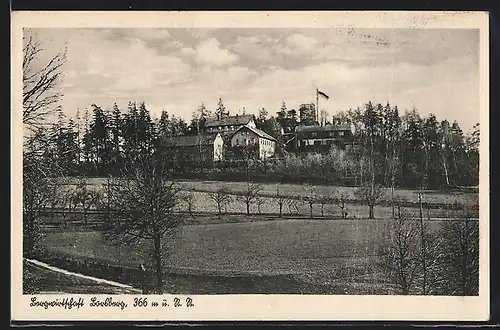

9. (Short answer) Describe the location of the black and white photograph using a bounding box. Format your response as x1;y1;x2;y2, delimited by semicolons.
12;11;489;321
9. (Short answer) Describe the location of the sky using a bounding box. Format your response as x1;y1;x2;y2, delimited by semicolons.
28;27;480;131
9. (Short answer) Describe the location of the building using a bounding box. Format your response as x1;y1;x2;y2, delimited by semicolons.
160;132;224;164
230;125;277;159
204;114;256;134
299;103;317;125
295;123;357;152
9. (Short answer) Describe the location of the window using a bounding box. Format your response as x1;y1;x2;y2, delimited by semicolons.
236;139;239;145
339;131;344;136
311;132;317;137
251;138;255;144
244;139;247;145
329;131;335;137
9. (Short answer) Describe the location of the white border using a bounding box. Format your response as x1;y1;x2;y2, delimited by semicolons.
11;11;490;322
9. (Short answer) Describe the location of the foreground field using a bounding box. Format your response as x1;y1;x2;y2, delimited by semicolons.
38;218;443;294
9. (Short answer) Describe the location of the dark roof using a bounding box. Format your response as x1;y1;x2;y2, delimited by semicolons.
296;123;353;133
161;133;221;148
205;114;254;127
234;125;277;141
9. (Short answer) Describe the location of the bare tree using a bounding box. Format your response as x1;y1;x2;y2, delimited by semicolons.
23;128;61;257
275;184;287;218
180;190;196;217
209;187;232;218
255;195;265;214
22;31;66;257
354;182;384;219
47;180;61;223
437;205;479;295
317;196;330;217
381;211;421;294
73;178;101;224
333;190;350;219
238;181;262;215
23;154;53;257
103;153;186;293
286;198;299;215
303;185;317;219
23;30;67;131
416;193;441;295
58;187;76;229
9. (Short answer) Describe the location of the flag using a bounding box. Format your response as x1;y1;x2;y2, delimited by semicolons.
317;89;330;100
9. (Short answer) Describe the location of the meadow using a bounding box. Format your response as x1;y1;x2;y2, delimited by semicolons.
38;217;446;294
51;177;478;220
35;178;477;294
61;177;478;206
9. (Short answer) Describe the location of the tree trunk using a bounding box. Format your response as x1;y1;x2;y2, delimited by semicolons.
369;205;374;219
25;213;35;258
82;202;87;224
418;193;427;295
309;204;313;219
246;202;250;215
442;148;450;186
279;203;282;217
153;236;163;294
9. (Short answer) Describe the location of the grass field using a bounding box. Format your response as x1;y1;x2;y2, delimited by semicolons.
175;191;464;219
51;178;478;220
38;217;444;294
177;180;479;206
60;177;479;207
36;178;475;293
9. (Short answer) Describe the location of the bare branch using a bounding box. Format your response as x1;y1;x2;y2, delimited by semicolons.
22;31;67;129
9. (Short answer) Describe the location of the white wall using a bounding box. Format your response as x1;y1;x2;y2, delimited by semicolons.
259;138;275;159
231;128;275;159
213;134;224;161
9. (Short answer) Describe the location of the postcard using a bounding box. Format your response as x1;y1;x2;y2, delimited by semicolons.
11;10;490;322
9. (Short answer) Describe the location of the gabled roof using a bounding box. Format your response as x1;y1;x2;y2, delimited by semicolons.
234;125;277;142
205;114;254;128
161;133;221;148
296;123;353;133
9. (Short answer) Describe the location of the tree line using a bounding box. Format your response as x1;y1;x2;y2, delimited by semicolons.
33;97;479;190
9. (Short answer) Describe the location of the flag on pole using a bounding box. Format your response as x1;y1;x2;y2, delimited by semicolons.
317;89;330;100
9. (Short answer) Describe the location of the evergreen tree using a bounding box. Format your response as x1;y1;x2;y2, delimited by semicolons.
109;103;123;175
422;114;442;188
215;98;229;119
87;104;111;175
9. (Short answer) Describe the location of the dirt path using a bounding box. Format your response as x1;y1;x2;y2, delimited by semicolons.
24;259;141;294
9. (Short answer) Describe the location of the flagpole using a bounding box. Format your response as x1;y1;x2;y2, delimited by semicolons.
316;89;319;125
